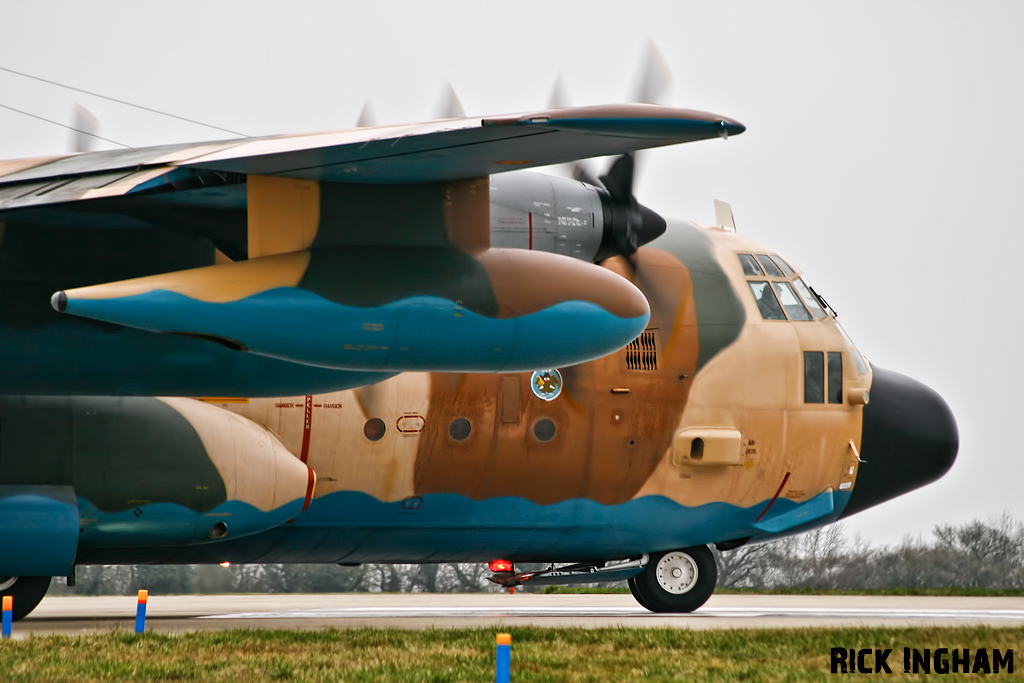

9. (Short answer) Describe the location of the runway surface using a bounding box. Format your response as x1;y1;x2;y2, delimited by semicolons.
14;593;1024;635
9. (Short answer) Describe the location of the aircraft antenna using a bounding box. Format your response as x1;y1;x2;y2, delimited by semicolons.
0;101;131;149
0;65;250;138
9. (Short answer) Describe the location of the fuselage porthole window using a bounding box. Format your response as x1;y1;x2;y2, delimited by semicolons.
749;281;787;320
771;281;812;321
804;351;825;403
533;418;556;442
792;278;827;319
828;352;843;404
738;254;763;276
770;255;795;277
755;254;785;277
449;417;472;441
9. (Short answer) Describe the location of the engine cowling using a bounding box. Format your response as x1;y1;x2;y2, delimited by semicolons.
490;170;667;262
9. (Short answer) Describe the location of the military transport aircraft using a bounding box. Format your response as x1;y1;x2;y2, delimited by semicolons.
0;95;958;619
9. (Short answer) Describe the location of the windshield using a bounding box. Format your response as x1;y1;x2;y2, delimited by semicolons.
837;323;869;375
792;278;826;319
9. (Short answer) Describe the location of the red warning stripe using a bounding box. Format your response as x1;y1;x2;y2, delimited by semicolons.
301;466;316;512
755;472;791;522
299;394;313;464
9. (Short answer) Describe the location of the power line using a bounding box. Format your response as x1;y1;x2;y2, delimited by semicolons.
0;65;249;138
0;102;131;149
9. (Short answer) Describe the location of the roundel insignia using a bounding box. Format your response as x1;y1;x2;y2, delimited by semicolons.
530;369;563;401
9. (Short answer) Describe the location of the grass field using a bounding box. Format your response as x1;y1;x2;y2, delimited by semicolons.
541;585;1024;597
0;626;1020;682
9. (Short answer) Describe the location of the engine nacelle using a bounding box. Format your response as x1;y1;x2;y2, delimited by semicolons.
490;172;605;260
0;397;312;575
490;171;667;262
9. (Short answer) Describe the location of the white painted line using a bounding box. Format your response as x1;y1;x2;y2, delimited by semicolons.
200;606;1024;621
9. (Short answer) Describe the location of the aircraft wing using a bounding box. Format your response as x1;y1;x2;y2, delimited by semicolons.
0;104;743;211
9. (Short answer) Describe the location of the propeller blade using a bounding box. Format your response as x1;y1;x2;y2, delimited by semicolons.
69;104;99;153
547;74;569;110
572;161;602;187
599;153;635;202
435;81;466;119
356;101;376;128
631;40;673;105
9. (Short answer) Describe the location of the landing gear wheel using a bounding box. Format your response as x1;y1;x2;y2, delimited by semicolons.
0;576;51;621
627;576;656;611
630;545;716;613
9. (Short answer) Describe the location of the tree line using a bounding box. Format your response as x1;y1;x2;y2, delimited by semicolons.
49;514;1024;595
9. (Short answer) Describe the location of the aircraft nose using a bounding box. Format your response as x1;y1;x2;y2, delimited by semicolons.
840;366;958;518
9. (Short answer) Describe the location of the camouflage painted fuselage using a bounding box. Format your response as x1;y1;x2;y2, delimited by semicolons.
56;221;876;566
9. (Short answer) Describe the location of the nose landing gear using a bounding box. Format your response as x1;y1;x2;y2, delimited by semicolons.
628;545;717;613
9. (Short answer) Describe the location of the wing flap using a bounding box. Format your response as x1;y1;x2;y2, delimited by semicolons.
0;167;178;210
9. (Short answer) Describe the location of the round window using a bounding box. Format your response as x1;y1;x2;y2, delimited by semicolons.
533;418;556;442
363;417;386;442
449;417;472;441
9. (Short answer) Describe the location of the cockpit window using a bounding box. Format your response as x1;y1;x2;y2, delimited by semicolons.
770;255;795;277
772;282;812;321
738;254;763;276
755;254;785;277
748;281;787;320
792;278;826;319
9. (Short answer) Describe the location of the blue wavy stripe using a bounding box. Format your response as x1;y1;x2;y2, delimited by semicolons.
77;496;306;548
70;489;852;563
66;289;649;371
279;489;852;559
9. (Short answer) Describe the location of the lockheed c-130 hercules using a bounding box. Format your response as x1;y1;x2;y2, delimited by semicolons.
0;84;958;619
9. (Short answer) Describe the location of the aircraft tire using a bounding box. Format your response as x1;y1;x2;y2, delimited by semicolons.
631;545;716;613
0;576;52;621
627;576;657;611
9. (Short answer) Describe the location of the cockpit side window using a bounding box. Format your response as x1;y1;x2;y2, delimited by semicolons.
828;352;844;404
738;254;763;276
755;254;785;277
772;282;812;321
748;281;787;320
804;351;825;403
770;255;795;276
792;278;826;319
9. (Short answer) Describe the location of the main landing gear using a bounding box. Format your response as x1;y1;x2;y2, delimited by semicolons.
0;576;51;621
628;545;717;613
484;544;718;613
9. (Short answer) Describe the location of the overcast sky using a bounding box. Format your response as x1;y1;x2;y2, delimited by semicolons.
2;1;1021;545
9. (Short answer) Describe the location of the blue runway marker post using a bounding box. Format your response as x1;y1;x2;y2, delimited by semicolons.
495;632;511;683
1;596;12;639
135;590;148;634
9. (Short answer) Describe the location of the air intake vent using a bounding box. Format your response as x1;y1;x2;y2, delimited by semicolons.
625;331;657;371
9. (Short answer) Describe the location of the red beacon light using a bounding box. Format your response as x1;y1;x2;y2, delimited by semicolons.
489;559;514;573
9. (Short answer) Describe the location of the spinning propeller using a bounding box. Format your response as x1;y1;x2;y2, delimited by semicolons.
564;41;673;259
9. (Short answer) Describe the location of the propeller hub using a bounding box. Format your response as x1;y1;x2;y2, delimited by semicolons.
592;154;667;260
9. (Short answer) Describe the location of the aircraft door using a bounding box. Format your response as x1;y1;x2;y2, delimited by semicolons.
786;349;864;499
